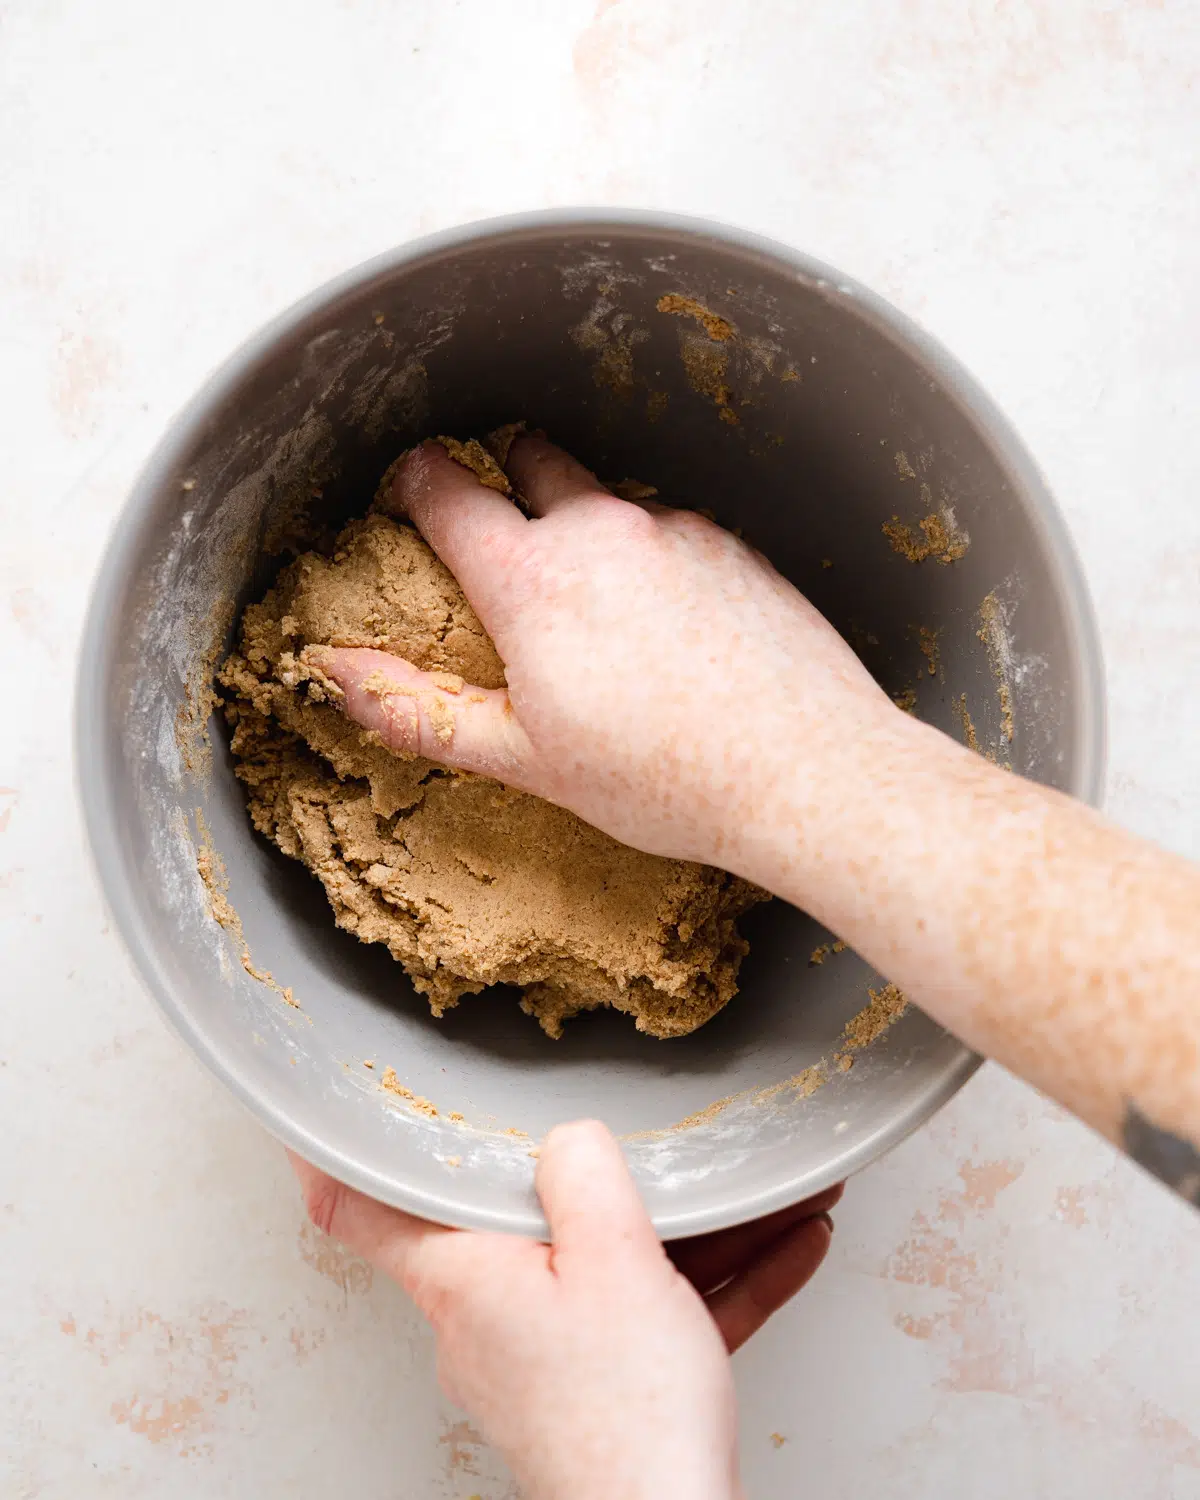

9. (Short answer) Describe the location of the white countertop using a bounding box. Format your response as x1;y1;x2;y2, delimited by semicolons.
4;3;1200;1495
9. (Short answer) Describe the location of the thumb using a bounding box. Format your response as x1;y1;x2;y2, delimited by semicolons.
311;646;537;784
536;1120;664;1273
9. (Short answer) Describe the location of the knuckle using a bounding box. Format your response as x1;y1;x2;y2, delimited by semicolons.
609;500;660;544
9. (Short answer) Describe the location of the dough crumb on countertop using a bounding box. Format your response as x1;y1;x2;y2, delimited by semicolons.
218;450;766;1039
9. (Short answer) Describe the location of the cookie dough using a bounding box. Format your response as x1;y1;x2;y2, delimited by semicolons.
219;461;765;1038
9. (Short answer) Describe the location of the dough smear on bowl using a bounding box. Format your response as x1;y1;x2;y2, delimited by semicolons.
218;450;766;1038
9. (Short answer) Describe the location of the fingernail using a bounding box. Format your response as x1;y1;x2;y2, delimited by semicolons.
543;1118;612;1156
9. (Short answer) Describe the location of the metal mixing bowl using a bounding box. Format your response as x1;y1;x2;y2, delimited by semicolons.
76;211;1105;1237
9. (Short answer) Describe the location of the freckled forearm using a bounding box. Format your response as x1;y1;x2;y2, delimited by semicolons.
748;709;1200;1176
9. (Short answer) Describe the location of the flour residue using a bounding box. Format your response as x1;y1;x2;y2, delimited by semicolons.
193;809;300;1008
570;291;647;398
676;331;739;425
625;976;910;1139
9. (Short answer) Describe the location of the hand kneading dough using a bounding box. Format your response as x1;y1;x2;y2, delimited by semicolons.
219;490;765;1038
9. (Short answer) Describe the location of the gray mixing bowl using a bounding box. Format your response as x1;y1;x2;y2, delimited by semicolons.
77;211;1105;1238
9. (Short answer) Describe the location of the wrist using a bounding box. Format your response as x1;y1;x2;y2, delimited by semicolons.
733;698;956;921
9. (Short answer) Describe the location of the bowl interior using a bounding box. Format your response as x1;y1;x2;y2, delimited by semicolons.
79;216;1102;1236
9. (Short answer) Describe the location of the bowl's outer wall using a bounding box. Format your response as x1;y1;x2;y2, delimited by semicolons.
77;212;1105;1237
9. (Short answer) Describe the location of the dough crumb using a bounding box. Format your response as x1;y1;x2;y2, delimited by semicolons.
675;1094;738;1129
426;695;456;744
917;625;940;677
977;592;1016;744
836;982;908;1061
892;687;918;715
678;336;739;425
808;938;847;966
656;292;735;342
883;509;969;565
957;693;980;753
483;421;527;466
609;479;659;502
435;436;513;494
380;1066;438;1117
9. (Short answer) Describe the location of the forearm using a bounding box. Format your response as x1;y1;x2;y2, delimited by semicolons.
331;435;1200;1193
749;708;1200;1170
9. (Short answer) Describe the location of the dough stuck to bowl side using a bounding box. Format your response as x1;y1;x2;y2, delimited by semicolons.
218;461;767;1039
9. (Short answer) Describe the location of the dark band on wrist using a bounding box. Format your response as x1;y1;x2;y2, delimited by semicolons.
1122;1102;1200;1207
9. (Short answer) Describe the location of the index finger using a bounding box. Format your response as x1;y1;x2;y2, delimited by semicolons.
535;1120;664;1273
289;1151;547;1327
289;1149;451;1279
381;441;528;638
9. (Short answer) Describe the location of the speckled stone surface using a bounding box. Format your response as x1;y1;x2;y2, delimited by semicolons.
3;3;1199;1495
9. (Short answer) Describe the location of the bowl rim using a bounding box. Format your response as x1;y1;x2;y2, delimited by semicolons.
75;207;1107;1237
